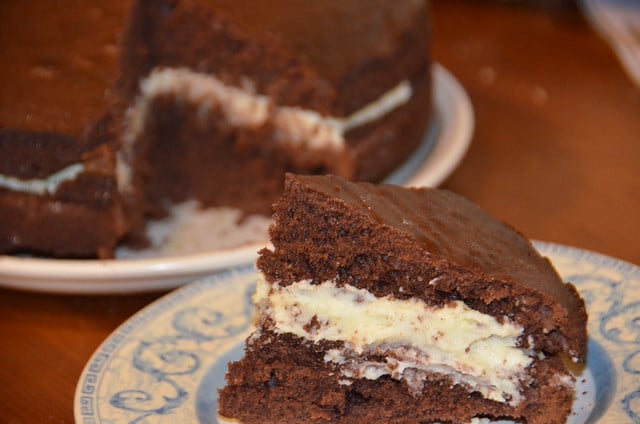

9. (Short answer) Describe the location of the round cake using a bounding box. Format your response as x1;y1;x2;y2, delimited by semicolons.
0;0;432;258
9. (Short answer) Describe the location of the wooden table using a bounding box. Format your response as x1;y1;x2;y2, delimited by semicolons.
1;1;638;422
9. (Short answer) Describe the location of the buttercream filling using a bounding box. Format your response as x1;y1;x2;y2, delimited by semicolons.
118;67;412;191
0;163;84;195
254;276;534;406
3;68;412;196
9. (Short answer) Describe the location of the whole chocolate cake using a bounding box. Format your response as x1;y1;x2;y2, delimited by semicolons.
0;0;432;258
218;174;588;424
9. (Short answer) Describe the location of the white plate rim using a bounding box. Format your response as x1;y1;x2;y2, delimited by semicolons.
0;64;474;295
72;241;640;423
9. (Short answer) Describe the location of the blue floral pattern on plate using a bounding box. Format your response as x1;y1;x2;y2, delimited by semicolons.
74;242;640;423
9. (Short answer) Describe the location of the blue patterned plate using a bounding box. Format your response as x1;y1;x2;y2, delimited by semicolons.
74;242;640;423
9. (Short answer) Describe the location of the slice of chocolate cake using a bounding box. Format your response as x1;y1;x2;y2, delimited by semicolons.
218;174;588;424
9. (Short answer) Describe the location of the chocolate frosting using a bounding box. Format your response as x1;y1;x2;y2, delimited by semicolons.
0;0;129;134
292;174;584;317
198;0;427;84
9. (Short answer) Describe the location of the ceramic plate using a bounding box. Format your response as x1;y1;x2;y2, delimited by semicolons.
0;64;473;295
74;242;640;423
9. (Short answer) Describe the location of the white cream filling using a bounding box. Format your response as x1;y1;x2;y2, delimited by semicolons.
115;200;271;258
254;276;534;406
4;68;412;196
0;163;84;195
118;67;412;192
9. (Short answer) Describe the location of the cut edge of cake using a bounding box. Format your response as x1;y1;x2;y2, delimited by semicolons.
218;173;588;424
0;0;432;258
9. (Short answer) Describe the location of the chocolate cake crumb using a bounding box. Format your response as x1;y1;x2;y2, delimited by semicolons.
0;0;432;258
219;174;588;424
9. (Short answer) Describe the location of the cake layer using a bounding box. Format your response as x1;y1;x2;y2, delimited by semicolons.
0;143;126;257
258;174;588;361
219;330;575;424
0;0;128;135
195;0;427;103
254;275;531;405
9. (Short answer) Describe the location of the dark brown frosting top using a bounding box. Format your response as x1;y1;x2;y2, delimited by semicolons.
293;174;584;315
0;0;129;135
198;0;427;84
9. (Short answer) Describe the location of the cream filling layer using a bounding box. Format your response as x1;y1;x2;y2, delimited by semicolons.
118;67;412;191
254;276;533;405
0;163;84;195
3;69;413;196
